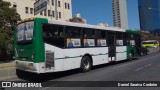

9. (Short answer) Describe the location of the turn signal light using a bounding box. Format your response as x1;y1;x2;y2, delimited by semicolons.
28;63;33;67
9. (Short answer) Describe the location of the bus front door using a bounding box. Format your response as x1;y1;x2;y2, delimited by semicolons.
108;32;116;62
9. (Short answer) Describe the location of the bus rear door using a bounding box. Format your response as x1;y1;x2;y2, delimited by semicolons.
108;32;116;62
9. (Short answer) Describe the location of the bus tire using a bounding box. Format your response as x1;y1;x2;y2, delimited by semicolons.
80;56;92;72
16;69;24;78
129;51;134;60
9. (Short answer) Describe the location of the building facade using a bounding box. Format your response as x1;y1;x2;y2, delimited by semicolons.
112;0;128;29
3;0;72;21
138;0;160;34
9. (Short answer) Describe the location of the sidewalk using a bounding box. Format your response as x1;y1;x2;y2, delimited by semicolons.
0;60;16;80
0;61;15;69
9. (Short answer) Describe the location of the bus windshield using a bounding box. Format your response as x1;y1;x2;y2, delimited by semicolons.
16;21;34;45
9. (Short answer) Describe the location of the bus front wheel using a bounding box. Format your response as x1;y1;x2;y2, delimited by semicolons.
80;56;92;72
129;51;134;60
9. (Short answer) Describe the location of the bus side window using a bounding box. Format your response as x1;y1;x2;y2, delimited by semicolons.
66;26;80;38
43;24;65;48
83;28;95;38
116;32;124;46
65;26;81;48
96;30;107;47
123;33;128;46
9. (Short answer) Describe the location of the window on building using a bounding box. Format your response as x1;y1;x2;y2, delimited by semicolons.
58;1;61;7
52;0;54;6
52;11;55;17
25;7;29;14
65;3;67;9
68;3;70;9
13;4;17;10
48;10;51;16
59;12;61;18
44;9;47;16
40;11;43;15
30;8;34;14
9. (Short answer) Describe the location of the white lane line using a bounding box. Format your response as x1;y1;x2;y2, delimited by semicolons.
135;63;153;71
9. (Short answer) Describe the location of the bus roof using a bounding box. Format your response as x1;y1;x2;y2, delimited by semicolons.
48;19;125;32
142;40;158;42
126;29;140;34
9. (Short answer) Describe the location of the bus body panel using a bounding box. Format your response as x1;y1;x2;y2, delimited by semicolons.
45;43;109;72
16;44;33;61
127;46;138;59
34;18;48;63
16;60;45;73
116;46;127;61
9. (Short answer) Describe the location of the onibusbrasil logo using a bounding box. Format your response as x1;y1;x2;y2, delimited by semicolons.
1;82;42;88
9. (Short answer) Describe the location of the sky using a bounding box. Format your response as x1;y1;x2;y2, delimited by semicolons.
72;0;140;29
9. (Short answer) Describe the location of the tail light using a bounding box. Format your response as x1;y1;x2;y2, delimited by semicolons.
15;48;19;58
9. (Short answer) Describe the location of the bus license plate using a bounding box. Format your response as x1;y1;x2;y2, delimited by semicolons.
22;58;26;61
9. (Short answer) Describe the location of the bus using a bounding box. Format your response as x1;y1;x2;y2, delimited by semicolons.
142;40;159;48
14;18;141;74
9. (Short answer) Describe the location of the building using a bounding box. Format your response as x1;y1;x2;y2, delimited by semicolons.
138;0;160;34
3;0;72;21
112;0;128;29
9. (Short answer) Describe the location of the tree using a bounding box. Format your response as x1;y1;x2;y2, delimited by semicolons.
0;0;20;61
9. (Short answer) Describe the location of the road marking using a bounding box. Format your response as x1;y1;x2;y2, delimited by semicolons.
135;63;153;71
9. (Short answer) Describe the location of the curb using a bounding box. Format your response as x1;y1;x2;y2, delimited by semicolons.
0;65;16;69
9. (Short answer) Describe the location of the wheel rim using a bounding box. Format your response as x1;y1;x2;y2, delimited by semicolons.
83;59;90;69
129;53;133;59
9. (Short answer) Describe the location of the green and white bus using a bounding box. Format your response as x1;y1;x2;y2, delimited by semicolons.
14;18;141;74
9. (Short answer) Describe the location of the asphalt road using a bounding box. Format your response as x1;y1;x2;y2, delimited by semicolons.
4;51;160;90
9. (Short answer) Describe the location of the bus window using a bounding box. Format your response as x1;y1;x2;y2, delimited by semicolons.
66;26;80;38
124;33;135;46
83;28;95;38
43;24;63;37
116;32;124;46
96;30;107;47
16;21;34;45
83;28;95;47
66;26;81;48
43;24;65;48
96;30;106;38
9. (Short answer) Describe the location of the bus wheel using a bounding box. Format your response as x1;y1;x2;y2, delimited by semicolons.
80;56;92;72
129;52;134;60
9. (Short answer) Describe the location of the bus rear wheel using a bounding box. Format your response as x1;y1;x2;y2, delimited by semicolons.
80;56;92;72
